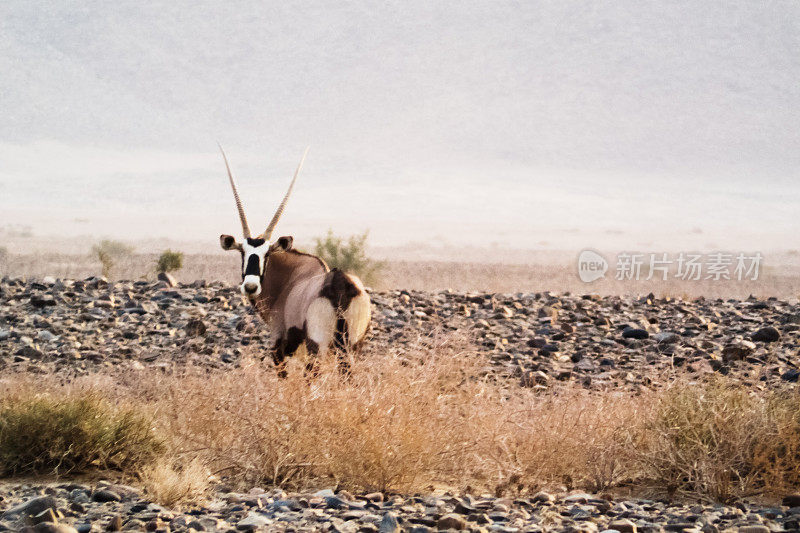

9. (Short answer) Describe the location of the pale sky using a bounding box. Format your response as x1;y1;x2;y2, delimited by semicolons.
1;1;798;251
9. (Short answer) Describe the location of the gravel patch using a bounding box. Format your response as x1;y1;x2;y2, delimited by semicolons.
0;277;797;390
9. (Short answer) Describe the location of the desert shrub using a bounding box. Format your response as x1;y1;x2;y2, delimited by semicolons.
140;458;210;508
156;249;184;274
142;335;481;492
496;390;645;493
634;380;800;501
2;353;798;503
91;239;134;279
313;229;384;285
0;392;164;476
129;334;644;495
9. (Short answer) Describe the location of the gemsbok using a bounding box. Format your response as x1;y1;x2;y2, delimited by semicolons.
217;146;371;375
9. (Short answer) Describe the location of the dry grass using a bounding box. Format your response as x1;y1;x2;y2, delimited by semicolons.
134;335;493;493
0;337;798;504
140;458;210;508
636;380;800;502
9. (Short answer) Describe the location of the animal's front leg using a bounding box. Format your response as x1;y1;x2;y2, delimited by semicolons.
304;339;321;376
271;338;288;379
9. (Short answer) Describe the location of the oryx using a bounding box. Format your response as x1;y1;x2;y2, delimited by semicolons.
218;146;370;374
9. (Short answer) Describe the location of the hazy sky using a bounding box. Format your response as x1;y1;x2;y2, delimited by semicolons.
1;1;798;250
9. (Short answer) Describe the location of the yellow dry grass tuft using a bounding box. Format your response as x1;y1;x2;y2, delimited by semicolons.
1;336;798;504
140;458;210;508
635;379;800;502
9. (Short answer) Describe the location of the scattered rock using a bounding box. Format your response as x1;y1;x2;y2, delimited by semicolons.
2;495;58;518
379;512;400;533
437;513;466;530
91;490;121;503
784;494;800;507
722;340;756;362
737;526;770;533
31;525;80;533
31;294;57;308
781;369;800;382
157;272;177;287
608;519;637;533
653;332;680;344
752;327;780;342
185;318;207;337
236;512;269;530
31;508;58;525
622;327;649;339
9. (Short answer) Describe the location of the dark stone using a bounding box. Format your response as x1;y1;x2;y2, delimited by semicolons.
622;327;649;339
1;495;58;518
784;494;800;507
453;502;475;515
91;489;121;503
752;327;780;343
325;496;348;510
157;272;177;287
31;295;57;308
185;319;207;337
781;369;800;383
722;340;756;362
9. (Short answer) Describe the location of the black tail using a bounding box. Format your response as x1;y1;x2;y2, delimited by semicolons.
320;268;360;351
334;316;348;351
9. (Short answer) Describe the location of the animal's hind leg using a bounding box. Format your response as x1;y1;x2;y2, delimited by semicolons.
304;298;336;375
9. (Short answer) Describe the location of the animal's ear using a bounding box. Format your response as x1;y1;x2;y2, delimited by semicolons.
219;234;242;251
271;236;293;252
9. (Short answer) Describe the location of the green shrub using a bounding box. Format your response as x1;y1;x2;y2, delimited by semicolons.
91;239;134;278
0;393;165;476
313;230;384;285
156;249;184;274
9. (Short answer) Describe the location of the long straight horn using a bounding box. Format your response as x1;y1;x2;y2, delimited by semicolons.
218;143;252;239
261;146;309;240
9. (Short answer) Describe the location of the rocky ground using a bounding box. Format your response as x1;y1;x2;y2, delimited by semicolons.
1;276;800;532
0;276;797;389
2;480;800;533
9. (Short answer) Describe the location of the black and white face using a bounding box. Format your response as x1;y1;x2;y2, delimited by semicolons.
219;235;293;299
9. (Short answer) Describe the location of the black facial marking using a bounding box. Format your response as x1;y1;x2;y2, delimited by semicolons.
245;254;261;277
246;238;266;247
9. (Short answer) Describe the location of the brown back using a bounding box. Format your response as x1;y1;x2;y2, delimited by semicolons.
254;250;328;320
